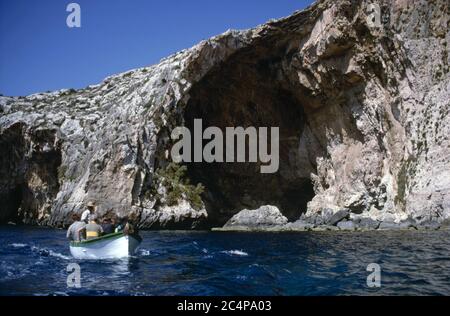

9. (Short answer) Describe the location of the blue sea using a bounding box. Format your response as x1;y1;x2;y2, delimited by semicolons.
1;225;450;296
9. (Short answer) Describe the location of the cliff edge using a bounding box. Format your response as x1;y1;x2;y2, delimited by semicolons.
1;0;449;229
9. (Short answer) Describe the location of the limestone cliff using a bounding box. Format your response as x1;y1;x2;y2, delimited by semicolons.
0;0;449;229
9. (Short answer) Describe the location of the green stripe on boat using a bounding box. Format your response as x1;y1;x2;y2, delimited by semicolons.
70;232;125;247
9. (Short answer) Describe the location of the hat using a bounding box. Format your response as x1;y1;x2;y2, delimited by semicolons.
86;201;96;208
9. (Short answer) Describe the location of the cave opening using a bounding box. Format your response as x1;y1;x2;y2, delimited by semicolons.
0;124;62;224
182;47;318;226
0;123;27;223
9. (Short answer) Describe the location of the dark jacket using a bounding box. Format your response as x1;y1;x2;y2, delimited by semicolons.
101;223;115;235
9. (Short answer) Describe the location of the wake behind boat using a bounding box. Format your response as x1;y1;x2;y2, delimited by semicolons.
70;232;141;259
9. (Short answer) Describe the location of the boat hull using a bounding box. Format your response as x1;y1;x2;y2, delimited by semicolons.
70;233;141;259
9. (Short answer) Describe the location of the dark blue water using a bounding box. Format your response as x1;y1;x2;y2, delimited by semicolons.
1;225;450;296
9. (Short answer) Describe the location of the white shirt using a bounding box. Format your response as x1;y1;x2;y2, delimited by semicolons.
81;210;91;222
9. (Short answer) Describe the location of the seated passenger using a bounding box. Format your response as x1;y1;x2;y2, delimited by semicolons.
123;215;142;243
66;214;86;242
111;215;118;232
101;217;115;235
85;215;103;240
123;220;135;235
115;216;128;233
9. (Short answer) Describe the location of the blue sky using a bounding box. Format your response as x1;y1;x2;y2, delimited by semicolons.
0;0;313;96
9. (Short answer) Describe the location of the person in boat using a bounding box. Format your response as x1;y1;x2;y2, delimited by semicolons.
111;215;118;231
101;217;115;235
115;216;136;233
121;215;143;243
81;201;96;223
85;214;104;240
114;216;127;233
66;213;86;242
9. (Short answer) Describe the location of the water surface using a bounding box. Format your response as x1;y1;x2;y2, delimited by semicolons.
1;225;449;295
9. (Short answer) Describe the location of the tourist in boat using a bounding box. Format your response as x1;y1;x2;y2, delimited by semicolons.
113;216;141;241
81;201;96;223
85;214;104;240
123;215;143;243
69;214;142;259
114;216;128;233
101;217;115;235
115;216;135;233
111;215;119;231
66;213;86;242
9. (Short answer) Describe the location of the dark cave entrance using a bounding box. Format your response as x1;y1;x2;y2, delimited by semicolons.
0;123;62;224
182;47;317;226
0;123;27;223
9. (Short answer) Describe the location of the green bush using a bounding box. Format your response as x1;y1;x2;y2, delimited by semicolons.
57;165;67;180
153;162;205;210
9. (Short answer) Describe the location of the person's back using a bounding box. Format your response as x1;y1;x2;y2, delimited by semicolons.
67;214;86;242
123;222;135;235
85;215;103;240
101;218;114;235
115;216;128;233
111;216;119;233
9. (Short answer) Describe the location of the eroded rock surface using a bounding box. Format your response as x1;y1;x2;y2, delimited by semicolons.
0;0;449;229
223;205;288;229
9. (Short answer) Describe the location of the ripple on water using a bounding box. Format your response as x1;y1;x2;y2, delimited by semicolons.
221;250;249;256
1;227;450;295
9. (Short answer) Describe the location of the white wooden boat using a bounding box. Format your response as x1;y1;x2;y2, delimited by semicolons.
70;232;141;259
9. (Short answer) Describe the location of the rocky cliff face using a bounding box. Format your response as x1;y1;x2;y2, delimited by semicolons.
0;0;449;229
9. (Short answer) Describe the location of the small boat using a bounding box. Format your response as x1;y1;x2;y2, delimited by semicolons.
70;232;141;259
